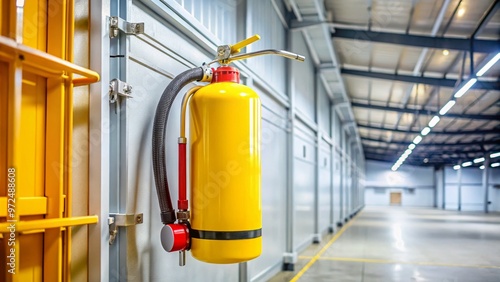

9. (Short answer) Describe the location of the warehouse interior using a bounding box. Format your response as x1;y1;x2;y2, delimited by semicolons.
1;0;499;281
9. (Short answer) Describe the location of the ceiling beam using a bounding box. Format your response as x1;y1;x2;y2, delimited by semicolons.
357;123;500;135
472;1;500;38
331;28;499;53
361;136;499;146
341;68;500;89
352;102;500;121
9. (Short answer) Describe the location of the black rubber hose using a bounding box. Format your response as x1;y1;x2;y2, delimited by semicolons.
152;67;204;224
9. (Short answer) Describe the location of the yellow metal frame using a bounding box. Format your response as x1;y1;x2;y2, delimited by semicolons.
0;216;98;233
1;1;99;281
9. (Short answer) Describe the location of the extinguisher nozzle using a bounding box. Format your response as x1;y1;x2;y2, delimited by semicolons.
179;251;186;266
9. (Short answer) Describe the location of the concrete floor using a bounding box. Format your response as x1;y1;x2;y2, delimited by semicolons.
269;206;500;282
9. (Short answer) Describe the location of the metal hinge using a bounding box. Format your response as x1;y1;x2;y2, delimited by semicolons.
108;213;143;245
109;16;144;38
109;78;133;103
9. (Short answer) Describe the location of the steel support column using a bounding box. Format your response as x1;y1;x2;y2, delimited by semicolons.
457;165;462;211
483;157;490;213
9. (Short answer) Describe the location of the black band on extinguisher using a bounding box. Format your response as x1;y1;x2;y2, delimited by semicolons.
190;228;262;240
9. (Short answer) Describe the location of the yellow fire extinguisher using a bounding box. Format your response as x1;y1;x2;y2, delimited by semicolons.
152;35;305;265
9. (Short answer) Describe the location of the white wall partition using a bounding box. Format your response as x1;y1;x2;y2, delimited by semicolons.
88;0;365;281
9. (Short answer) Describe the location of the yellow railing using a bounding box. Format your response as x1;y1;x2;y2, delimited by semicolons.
0;36;100;83
0;216;99;233
1;1;100;281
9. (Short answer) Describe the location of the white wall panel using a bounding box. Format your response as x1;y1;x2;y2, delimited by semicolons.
444;167;486;211
291;30;316;122
366;160;434;188
402;188;434;207
248;117;288;281
332;151;342;225
365;188;390;205
332;111;342;146
100;1;368;280
490;167;500;212
117;1;291;281
364;160;435;207
318;142;332;234
318;81;330;134
436;168;444;208
125;49;240;282
461;185;484;211
293;122;316;250
445;184;459;210
247;0;287;95
174;0;240;44
365;188;434;207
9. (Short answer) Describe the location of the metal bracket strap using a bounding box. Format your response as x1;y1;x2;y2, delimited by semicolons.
109;16;145;38
108;213;143;245
109;78;133;103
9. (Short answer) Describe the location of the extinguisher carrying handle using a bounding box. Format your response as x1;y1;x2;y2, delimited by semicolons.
211;34;305;65
210;48;305;66
228;49;305;64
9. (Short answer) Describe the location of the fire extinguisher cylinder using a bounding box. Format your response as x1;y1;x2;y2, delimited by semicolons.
189;66;262;263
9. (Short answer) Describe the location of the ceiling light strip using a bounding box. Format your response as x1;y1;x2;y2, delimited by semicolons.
476;52;500;77
391;53;500;172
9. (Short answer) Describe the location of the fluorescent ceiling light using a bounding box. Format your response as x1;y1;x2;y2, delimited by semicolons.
454;78;477;98
421;127;431;136
413;135;423;144
479;165;485;170
391;166;398;171
492;163;500;168
408;143;416;150
476;53;500;77
439;100;456;115
473;157;485;163
428;116;440;128
490;152;500;159
462;161;472;167
405;149;412;155
453;165;461;170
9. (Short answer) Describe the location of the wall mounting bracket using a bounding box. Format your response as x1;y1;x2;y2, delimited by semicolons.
108;213;144;245
109;16;145;38
109;78;133;103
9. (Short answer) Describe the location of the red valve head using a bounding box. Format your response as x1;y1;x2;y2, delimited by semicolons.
160;224;190;252
211;66;240;83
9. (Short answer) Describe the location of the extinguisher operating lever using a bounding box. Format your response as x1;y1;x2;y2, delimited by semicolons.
230;34;261;54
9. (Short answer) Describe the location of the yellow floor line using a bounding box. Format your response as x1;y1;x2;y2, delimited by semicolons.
298;256;500;270
290;212;361;282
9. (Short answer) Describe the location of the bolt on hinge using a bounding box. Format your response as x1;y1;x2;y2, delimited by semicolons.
109;78;133;103
109;213;143;245
109;16;144;38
